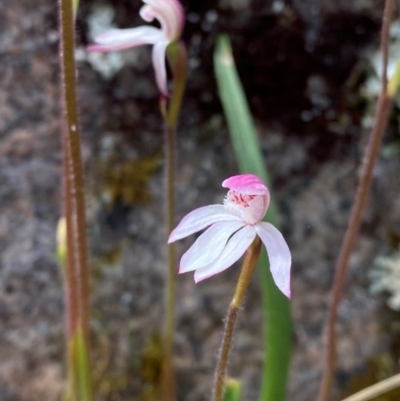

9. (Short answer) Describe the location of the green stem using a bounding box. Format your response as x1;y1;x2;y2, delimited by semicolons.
166;42;188;129
59;0;92;399
161;41;187;401
212;238;262;401
163;121;177;401
317;1;394;400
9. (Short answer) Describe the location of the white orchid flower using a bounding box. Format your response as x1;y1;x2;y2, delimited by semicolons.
87;0;184;96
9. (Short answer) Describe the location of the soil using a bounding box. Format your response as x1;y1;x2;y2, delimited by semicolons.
1;0;400;400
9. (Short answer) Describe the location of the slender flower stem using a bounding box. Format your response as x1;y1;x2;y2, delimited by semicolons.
317;1;394;400
212;238;262;401
163;121;177;401
59;0;90;339
59;0;92;399
162;41;188;401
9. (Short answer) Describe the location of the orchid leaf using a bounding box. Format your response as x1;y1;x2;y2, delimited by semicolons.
73;0;79;18
70;329;94;401
223;378;242;401
214;34;292;401
56;217;67;270
388;58;400;97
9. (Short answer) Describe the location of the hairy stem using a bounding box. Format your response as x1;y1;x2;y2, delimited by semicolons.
212;238;262;401
317;1;394;400
162;41;188;401
59;0;92;399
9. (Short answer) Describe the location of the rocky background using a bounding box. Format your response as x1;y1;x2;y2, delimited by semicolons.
1;0;400;400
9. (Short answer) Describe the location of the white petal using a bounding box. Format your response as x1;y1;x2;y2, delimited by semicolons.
87;26;164;52
255;222;291;298
180;221;245;273
152;41;169;96
168;205;240;243
194;225;256;283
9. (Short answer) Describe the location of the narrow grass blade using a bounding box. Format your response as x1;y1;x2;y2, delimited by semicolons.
214;34;292;401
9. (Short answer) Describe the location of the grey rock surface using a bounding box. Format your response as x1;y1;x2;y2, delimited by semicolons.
1;0;399;400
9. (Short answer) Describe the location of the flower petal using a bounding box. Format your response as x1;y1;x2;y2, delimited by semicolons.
255;222;291;298
87;26;164;53
194;225;256;283
141;0;184;41
152;41;169;96
180;220;245;273
168;205;240;243
222;174;269;195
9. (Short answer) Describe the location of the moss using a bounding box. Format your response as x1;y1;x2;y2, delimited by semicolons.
341;355;400;400
89;324;164;401
341;318;400;400
99;155;161;208
89;245;123;285
134;333;164;401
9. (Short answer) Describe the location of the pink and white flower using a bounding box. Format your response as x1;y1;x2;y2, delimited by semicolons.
87;0;184;96
168;174;292;298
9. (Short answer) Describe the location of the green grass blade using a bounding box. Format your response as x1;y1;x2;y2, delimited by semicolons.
214;34;292;401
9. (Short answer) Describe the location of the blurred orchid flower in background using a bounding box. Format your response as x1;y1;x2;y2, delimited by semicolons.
87;0;184;95
168;174;292;298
